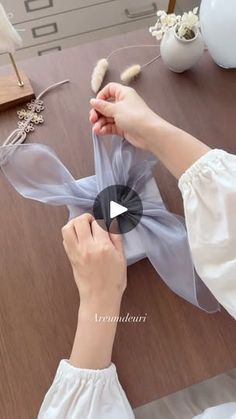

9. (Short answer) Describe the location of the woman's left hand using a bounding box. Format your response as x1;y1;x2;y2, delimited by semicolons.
61;214;127;369
62;213;127;312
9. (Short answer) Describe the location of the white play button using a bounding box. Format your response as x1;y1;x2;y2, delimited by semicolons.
110;200;128;219
93;185;143;234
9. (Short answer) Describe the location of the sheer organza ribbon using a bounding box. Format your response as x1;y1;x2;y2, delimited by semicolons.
0;132;219;313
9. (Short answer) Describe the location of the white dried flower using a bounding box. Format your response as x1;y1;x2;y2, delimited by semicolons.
178;25;187;38
149;22;158;32
181;11;199;30
149;7;199;41
160;13;167;24
166;14;177;26
149;10;177;40
152;29;163;40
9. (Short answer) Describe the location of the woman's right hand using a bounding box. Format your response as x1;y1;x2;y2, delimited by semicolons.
89;82;210;180
89;82;167;152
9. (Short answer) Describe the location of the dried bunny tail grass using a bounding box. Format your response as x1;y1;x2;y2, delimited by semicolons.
91;58;109;93
120;55;161;85
120;64;141;84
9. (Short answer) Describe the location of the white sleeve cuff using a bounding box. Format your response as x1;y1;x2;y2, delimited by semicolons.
178;149;227;192
38;360;134;419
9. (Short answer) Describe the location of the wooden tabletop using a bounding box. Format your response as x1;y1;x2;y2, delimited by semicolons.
0;29;236;419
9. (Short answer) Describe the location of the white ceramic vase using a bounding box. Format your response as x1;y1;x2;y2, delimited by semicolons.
160;25;204;73
200;0;236;68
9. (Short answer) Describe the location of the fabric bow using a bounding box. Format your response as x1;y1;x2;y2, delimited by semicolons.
0;132;219;313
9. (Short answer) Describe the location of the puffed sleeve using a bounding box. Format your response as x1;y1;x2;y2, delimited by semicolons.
193;402;236;418
178;149;236;319
38;360;134;419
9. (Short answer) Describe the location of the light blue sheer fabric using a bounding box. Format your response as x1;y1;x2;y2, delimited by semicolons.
0;132;219;313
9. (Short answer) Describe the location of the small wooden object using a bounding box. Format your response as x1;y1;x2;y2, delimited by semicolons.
168;0;176;13
0;71;35;111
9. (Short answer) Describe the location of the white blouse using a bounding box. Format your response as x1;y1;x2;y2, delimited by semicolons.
38;149;236;419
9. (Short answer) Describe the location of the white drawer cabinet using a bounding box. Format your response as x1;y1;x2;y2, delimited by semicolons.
0;0;169;65
18;0;167;49
2;0;113;23
0;14;160;65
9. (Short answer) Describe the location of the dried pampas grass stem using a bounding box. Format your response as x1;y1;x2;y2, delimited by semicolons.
120;54;161;84
120;64;141;84
91;44;161;92
91;58;109;93
141;54;161;69
107;44;157;60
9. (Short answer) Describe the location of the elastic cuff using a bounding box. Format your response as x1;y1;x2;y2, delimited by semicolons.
56;359;117;383
178;149;227;191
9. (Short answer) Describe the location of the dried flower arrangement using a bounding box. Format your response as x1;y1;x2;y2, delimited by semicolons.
149;7;199;41
90;7;200;93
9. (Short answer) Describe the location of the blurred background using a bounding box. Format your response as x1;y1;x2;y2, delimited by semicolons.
0;0;200;65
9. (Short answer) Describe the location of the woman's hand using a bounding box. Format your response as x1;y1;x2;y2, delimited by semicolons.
62;213;127;369
89;82;166;151
62;213;127;312
90;82;210;179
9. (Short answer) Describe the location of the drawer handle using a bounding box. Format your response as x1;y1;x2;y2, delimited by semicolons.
25;0;53;13
125;2;157;19
32;22;58;38
38;46;61;56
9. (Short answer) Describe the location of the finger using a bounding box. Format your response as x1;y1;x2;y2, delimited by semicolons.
95;116;108;128
90;98;114;118
98;124;118;136
89;108;114;125
91;219;110;242
73;213;94;244
93;117;114;132
109;220;125;254
110;232;125;255
61;220;78;252
93;120;106;135
89;108;99;124
92;124;111;136
96;82;123;101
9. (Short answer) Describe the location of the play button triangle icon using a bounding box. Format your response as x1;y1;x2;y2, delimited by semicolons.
93;184;143;234
110;200;128;219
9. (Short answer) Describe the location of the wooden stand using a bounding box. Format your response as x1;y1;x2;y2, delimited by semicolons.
0;71;35;111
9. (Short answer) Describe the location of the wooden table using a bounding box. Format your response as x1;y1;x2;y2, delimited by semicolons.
0;29;236;419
